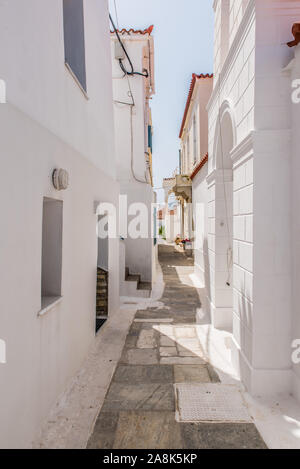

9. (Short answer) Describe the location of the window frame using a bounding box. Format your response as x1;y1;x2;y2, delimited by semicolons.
63;0;88;95
187;136;190;173
193;114;197;165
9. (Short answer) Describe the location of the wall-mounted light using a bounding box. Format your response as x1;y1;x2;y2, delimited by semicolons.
52;168;69;191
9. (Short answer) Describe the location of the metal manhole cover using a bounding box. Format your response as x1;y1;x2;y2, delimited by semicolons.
175;383;252;423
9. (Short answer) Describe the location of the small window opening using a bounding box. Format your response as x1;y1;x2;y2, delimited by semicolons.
63;0;87;92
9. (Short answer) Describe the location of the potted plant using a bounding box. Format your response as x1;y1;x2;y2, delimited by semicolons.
183;238;192;251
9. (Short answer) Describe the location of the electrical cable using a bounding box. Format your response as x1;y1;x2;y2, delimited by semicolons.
110;4;148;184
109;14;149;78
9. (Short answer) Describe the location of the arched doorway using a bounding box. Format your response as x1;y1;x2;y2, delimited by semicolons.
209;102;235;330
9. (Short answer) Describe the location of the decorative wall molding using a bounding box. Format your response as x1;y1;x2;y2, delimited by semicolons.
230;132;254;169
212;99;237;168
206;168;233;187
212;0;219;12
207;0;255;113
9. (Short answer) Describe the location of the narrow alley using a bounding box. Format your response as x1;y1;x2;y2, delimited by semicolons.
2;0;300;452
87;245;266;449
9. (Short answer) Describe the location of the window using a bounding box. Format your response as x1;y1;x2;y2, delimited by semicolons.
179;149;182;174
41;198;63;310
148;125;153;154
193;114;197;164
63;0;87;92
187;137;190;172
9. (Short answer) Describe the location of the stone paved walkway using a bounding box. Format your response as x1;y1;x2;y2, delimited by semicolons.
87;245;267;449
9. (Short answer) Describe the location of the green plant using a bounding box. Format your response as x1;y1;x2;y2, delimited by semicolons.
159;225;166;239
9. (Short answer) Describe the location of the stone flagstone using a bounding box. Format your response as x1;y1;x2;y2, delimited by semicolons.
88;245;267;450
137;329;156;349
159;347;178;357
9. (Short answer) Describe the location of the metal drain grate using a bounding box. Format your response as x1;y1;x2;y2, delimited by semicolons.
175;383;251;423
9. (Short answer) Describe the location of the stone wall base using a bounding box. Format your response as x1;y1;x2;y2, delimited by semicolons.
292;370;300;404
231;336;292;396
209;300;233;331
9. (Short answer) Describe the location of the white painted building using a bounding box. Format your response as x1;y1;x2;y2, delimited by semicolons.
206;0;300;400
283;28;300;406
162;178;181;242
171;74;213;244
179;74;213;176
177;74;213;271
191;157;209;292
111;26;156;295
0;0;119;448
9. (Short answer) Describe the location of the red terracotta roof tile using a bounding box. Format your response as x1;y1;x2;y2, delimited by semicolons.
190;153;208;180
111;26;154;36
179;74;213;139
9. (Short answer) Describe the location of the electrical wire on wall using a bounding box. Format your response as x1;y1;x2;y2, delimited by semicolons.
109;4;149;184
109;14;149;78
216;70;233;287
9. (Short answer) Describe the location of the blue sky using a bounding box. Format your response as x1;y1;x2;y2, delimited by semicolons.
109;0;214;201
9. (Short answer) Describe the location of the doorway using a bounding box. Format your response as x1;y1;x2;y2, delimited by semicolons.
211;105;235;330
96;214;109;334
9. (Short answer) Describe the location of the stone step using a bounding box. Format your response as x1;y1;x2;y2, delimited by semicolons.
97;267;108;316
123;267;151;298
138;282;151;291
126;274;141;283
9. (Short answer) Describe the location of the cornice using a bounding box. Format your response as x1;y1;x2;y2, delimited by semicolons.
206;168;233;187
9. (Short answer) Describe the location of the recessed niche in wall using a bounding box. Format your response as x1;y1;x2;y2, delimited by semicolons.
41;198;63;311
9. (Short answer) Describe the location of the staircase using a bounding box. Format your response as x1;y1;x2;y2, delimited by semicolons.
96;267;108;332
121;267;152;298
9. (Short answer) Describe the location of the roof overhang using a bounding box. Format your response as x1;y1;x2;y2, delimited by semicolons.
190;154;208;180
179;74;213;139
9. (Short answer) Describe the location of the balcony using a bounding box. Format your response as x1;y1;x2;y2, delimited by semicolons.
172;174;192;203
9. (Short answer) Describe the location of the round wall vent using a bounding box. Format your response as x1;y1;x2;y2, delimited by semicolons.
52;168;69;191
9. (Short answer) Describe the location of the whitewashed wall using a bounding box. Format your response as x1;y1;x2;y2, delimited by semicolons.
208;0;300;397
181;79;213;175
111;33;155;282
246;0;299;395
165;211;181;243
229;0;249;47
193;165;209;288
289;44;300;402
0;0;119;448
213;0;230;82
208;0;255;332
0;0;116;179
